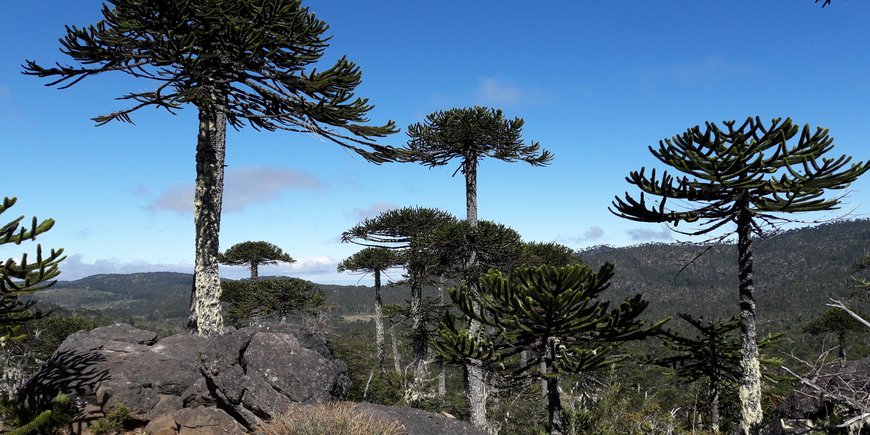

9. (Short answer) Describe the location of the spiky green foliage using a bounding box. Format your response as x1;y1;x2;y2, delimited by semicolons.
436;264;665;434
25;0;397;334
521;241;580;268
650;314;784;432
610;116;870;434
611;117;869;235
424;220;526;278
341;207;458;384
803;307;869;360
337;247;402;277
401;106;553;172
219;241;294;280
1;197;65;344
220;277;325;326
23;0;398;155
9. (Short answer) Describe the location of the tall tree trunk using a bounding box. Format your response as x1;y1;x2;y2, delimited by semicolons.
375;269;386;374
187;103;227;336
464;156;488;431
838;331;846;362
544;337;564;435
737;201;762;434
437;279;446;398
250;261;258;281
710;379;720;434
390;323;402;375
409;267;428;394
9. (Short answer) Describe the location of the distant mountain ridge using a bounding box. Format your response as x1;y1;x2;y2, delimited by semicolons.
31;219;870;327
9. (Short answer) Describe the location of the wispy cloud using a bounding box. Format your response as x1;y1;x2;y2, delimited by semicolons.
475;77;525;106
559;226;605;245
349;201;399;221
60;254;192;280
146;166;323;214
0;85;10;100
627;226;672;242
61;254;340;282
645;56;759;84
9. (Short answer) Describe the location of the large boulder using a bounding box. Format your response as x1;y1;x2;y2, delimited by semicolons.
17;323;349;432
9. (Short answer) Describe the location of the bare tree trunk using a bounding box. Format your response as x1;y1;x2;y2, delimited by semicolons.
437;280;446;398
544;337;564;435
187;103;226;336
463;156;489;432
409;268;428;395
250;261;258;281
710;380;720;434
390;323;401;375
374;270;387;374
838;331;847;362
737;201;762;434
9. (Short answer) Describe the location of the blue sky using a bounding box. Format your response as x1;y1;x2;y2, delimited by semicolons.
3;1;870;284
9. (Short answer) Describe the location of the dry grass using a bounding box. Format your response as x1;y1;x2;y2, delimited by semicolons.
254;402;406;435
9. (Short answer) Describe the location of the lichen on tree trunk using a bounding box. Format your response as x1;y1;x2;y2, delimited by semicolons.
374;269;386;374
463;155;489;431
737;201;762;434
187;103;227;336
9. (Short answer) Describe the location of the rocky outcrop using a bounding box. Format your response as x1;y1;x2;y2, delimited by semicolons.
17;323;349;433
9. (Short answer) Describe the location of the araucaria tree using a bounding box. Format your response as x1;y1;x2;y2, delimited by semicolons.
220;241;294;281
400;106;553;429
610;117;870;433
650;314;783;433
1;197;65;343
437;264;664;435
341;206;457;391
803;307;869;361
24;0;398;335
337;247;402;374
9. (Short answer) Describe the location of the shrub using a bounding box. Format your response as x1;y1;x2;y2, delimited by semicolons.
88;404;130;434
254;402;404;435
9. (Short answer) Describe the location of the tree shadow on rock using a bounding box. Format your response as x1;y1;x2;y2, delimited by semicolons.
16;349;109;412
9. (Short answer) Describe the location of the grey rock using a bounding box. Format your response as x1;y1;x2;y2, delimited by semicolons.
354;403;488;435
18;323;349;430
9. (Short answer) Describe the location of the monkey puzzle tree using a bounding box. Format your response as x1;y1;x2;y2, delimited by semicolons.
220;241;294;281
650;314;784;433
520;241;580;268
610;117;870;433
436;264;664;435
24;0;398;335
803;307;869;362
399;106;553;428
341;207;457;388
220;277;325;327
1;197;65;344
337;247;402;374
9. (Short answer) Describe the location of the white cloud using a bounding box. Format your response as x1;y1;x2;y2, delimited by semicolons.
349;201;399;221
146;166;323;214
59;254;192;280
647;56;759;84
627;227;673;242
559;226;605;244
475;77;525;106
60;254;345;283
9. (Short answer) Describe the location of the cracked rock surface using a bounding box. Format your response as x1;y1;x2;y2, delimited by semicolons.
17;323;348;432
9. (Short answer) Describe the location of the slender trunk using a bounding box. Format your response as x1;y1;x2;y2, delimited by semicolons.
437;280;446;398
250;261;258;281
462;155;488;431
737;201;762;434
409;267;428;390
710;379;720;434
544;337;564;435
187;103;227;336
838;331;846;362
390;324;402;375
375;269;386;374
